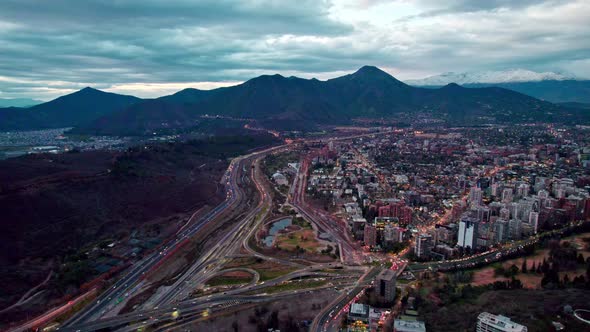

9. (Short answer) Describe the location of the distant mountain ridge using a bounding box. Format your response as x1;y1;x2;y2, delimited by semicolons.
460;81;590;104
406;69;590;104
406;69;576;85
76;66;584;135
0;88;142;131
0;98;42;108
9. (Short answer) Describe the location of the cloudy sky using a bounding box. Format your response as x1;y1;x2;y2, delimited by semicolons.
0;0;589;100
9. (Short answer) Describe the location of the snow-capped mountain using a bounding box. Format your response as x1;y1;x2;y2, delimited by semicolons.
406;69;577;86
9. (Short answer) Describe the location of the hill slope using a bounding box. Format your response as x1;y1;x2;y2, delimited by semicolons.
0;87;142;131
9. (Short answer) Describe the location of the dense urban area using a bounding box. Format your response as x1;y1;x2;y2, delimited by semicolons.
2;122;590;332
1;1;590;331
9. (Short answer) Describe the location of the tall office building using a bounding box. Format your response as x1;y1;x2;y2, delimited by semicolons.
494;219;509;244
491;183;501;197
517;200;534;222
415;233;433;258
458;217;478;249
528;212;539;234
508;219;522;240
507;203;519;221
499;207;510;220
477;206;491;223
364;224;377;247
517;183;530;198
476;312;527;332
384;224;403;243
502;188;514;203
376;269;397;303
470;187;483;207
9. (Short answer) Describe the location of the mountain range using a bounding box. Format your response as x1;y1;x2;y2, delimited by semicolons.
406;69;590;104
1;66;589;135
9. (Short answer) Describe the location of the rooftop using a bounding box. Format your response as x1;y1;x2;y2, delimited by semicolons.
378;269;397;281
393;319;426;332
349;302;370;316
477;312;527;332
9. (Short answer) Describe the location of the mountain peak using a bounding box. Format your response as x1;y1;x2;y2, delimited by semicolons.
443;82;462;89
354;65;390;77
74;87;105;96
244;73;287;85
347;65;406;83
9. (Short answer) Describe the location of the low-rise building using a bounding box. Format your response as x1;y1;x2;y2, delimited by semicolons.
393;319;426;332
348;302;370;324
476;312;527;332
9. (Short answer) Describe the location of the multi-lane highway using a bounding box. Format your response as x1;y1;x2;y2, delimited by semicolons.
60;144;289;330
58;264;357;332
310;266;383;332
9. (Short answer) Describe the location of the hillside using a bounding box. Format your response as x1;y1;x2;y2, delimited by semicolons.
0;87;142;131
0;133;278;322
76;66;577;136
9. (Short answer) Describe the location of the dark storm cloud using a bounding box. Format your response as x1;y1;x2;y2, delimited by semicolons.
0;0;588;99
0;0;354;99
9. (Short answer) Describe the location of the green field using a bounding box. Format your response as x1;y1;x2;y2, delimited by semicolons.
248;279;329;295
206;275;253;287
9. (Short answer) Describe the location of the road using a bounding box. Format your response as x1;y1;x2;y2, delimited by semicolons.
59;144;289;329
289;154;361;264
409;220;587;272
310;266;383;332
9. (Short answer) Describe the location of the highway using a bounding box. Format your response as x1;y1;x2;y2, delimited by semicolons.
58;265;359;331
149;142;312;306
56;143;306;331
408;220;587;272
61;144;289;329
310;266;383;332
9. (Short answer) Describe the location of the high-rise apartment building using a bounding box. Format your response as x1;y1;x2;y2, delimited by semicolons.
376;269;397;303
364;224;377;247
415;233;433;258
458;217;478;249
